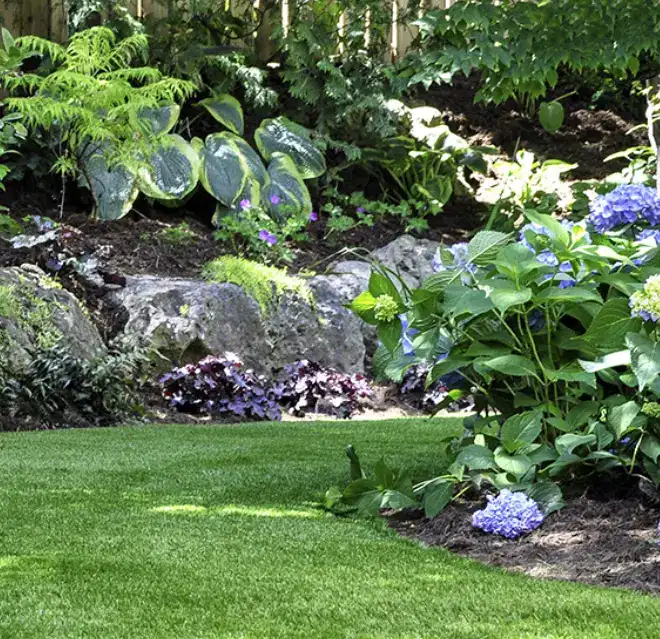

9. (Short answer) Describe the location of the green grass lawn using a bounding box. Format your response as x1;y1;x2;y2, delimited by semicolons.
0;419;658;638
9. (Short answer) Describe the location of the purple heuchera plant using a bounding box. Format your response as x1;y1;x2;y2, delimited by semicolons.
160;354;282;421
589;184;660;233
277;360;373;418
472;489;545;539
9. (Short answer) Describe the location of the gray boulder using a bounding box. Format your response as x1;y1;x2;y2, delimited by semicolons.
372;234;440;286
0;265;105;375
114;274;366;374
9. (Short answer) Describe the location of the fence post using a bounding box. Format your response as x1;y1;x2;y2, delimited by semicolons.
50;0;69;42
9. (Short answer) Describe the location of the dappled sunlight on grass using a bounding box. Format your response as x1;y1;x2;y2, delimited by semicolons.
150;503;323;520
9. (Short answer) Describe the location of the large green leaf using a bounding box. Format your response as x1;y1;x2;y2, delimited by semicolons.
198;132;267;210
579;349;631;373
255;117;326;179
138;134;199;201
138;104;181;135
422;480;454;518
443;285;494;318
555;433;596;455
482;354;539;379
199;94;244;136
535;286;602;304
608;401;641;440
494;447;533;477
81;143;138;221
526;482;564;514
466;230;510;266
264;153;313;217
501;411;542;453
626;332;660;391
482;280;532;313
582;298;640;351
455;444;497;471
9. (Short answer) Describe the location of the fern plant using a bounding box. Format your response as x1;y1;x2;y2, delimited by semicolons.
3;27;195;219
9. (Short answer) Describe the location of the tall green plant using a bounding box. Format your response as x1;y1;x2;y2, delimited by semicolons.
3;27;195;219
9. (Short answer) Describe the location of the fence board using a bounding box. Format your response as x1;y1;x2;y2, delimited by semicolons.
2;0;463;57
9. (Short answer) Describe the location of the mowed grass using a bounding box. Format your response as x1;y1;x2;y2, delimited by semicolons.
0;419;658;639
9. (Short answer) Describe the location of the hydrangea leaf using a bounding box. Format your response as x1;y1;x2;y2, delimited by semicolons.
607;400;641;440
525;482;564;515
422;480;454;518
482;354;540;379
443;285;494;318
466;230;511;266
554;433;597;455
198;94;244;135
626;332;660;391
501;411;543;453
494;447;533;477
255;117;326;179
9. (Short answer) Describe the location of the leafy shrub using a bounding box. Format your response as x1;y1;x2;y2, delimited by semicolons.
403;0;660;122
160;354;282;421
278;360;373;419
399;363;470;413
346;204;660;516
0;340;150;428
4;27;196;220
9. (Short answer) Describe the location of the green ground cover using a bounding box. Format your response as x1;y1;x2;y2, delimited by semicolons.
0;419;658;638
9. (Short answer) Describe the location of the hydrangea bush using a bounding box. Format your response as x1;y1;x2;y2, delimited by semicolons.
346;204;660;519
472;490;545;539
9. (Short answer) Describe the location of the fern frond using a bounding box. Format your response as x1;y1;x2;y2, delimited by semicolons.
135;78;197;103
106;34;149;70
66;27;116;75
2;73;44;93
15;36;66;63
98;67;162;84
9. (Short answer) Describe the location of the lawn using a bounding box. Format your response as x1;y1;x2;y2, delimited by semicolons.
0;419;658;639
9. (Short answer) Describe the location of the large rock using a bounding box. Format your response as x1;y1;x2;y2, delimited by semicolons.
114;274;366;374
113;234;440;375
0;265;105;375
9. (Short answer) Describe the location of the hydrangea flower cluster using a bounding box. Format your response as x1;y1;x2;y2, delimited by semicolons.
432;242;477;284
160;354;282;421
277;360;373;418
630;274;660;322
373;295;399;322
472;489;545;539
518;220;589;289
588;184;660;233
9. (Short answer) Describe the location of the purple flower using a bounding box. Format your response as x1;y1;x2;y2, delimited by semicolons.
46;258;63;272
399;314;419;356
472;490;545;539
258;230;278;246
269;194;281;205
239;198;252;211
356;207;366;214
433;242;477;284
589;185;660;233
309;211;319;222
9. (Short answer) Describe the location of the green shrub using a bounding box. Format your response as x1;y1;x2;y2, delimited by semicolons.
346;209;660;516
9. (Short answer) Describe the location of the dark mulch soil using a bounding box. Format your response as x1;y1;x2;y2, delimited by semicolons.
414;74;646;180
390;489;660;595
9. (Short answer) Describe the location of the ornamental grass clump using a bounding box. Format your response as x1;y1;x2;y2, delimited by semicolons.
472;490;545;539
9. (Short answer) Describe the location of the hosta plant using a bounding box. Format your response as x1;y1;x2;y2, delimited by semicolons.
345;205;660;517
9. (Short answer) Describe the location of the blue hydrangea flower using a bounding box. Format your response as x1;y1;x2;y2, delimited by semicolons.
589;185;660;233
636;228;660;244
472;489;545;539
433;242;477;284
399;314;419;356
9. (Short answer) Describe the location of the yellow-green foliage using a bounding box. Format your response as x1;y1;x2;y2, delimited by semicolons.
4;27;196;174
0;279;61;351
0;285;19;319
203;256;313;314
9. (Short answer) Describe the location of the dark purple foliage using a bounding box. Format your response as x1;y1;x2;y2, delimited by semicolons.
277;360;373;418
159;354;282;421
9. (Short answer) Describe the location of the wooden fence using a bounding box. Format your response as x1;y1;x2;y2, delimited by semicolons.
0;0;459;59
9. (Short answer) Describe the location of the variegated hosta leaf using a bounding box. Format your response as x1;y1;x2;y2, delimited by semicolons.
138;134;200;201
80;143;139;221
138;104;181;135
199;94;244;136
255;117;326;180
198;132;268;210
265;152;312;218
